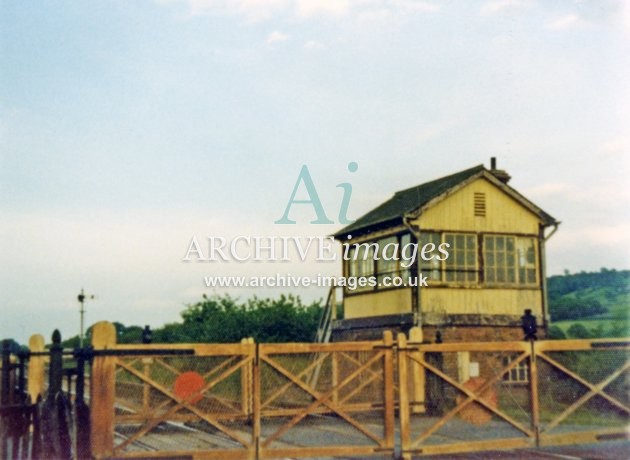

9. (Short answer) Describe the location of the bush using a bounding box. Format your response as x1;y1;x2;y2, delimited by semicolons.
567;323;591;339
156;294;323;343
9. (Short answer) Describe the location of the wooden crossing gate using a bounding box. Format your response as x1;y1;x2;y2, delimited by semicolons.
90;322;396;459
2;322;628;459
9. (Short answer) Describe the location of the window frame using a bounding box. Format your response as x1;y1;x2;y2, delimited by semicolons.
502;354;529;384
345;230;540;292
344;232;416;295
417;231;539;288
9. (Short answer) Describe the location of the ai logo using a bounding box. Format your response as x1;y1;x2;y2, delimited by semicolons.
274;162;358;225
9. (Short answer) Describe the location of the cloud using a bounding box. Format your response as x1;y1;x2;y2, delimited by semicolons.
413;117;463;145
524;181;630;206
623;0;630;32
0;207;340;343
546;14;587;30
600;136;630;157
266;30;289;44
168;0;439;22
187;0;289;22
480;0;527;16
295;0;350;19
523;182;571;199
396;0;440;14
304;39;324;50
552;223;630;251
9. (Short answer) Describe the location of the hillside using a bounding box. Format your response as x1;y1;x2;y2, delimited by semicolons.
548;268;630;338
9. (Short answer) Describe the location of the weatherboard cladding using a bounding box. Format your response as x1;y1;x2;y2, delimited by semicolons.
333;163;556;238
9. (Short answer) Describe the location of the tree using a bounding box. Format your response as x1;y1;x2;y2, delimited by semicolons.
567;323;590;339
547;325;566;340
166;294;323;343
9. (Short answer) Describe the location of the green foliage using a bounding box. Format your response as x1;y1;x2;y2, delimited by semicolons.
566;323;591;339
548;268;629;339
547;325;566;340
58;294;323;346
548;268;629;300
550;297;607;321
61;322;148;347
154;294;323;344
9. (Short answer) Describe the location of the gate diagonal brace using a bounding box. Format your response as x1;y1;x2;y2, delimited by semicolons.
537;353;630;433
114;356;253;452
336;351;392;406
139;356;242;414
260;351;386;448
262;352;329;409
407;351;533;448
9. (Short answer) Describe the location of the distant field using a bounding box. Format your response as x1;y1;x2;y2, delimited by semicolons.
550;291;630;337
547;270;630;338
551;317;630;337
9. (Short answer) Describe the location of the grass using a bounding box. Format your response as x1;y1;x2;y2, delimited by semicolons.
549;287;630;338
551;317;630;337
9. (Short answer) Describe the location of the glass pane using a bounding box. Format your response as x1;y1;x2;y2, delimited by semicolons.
486;270;495;283
507;253;515;267
497;269;505;282
359;249;374;276
377;259;396;276
456;235;464;247
487;253;494;265
507;268;516;283
381;237;397;259
466;251;475;265
506;237;514;251
527;269;536;284
466;235;474;247
456;252;464;265
486;237;494;250
497;237;504;250
527;246;535;264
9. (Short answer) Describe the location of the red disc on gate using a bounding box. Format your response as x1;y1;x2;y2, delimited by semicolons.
456;377;498;425
173;371;205;404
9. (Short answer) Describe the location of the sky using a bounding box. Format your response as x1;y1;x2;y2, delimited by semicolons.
1;0;629;344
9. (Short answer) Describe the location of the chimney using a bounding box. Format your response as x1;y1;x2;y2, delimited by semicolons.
489;157;511;184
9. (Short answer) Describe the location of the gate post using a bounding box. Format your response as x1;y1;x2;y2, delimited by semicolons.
90;321;117;459
42;330;72;459
241;337;254;419
529;340;540;447
1;339;11;459
397;333;412;460
1;339;10;405
75;346;91;460
382;331;395;450
409;327;425;414
28;335;46;404
252;342;260;460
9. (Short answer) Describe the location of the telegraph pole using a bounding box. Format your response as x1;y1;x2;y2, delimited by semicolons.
77;288;94;348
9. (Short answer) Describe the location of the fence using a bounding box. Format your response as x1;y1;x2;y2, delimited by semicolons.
0;332;90;460
90;322;396;459
1;324;628;459
396;334;630;458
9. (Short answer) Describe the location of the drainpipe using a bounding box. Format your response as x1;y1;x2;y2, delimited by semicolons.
403;214;422;328
540;222;560;334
